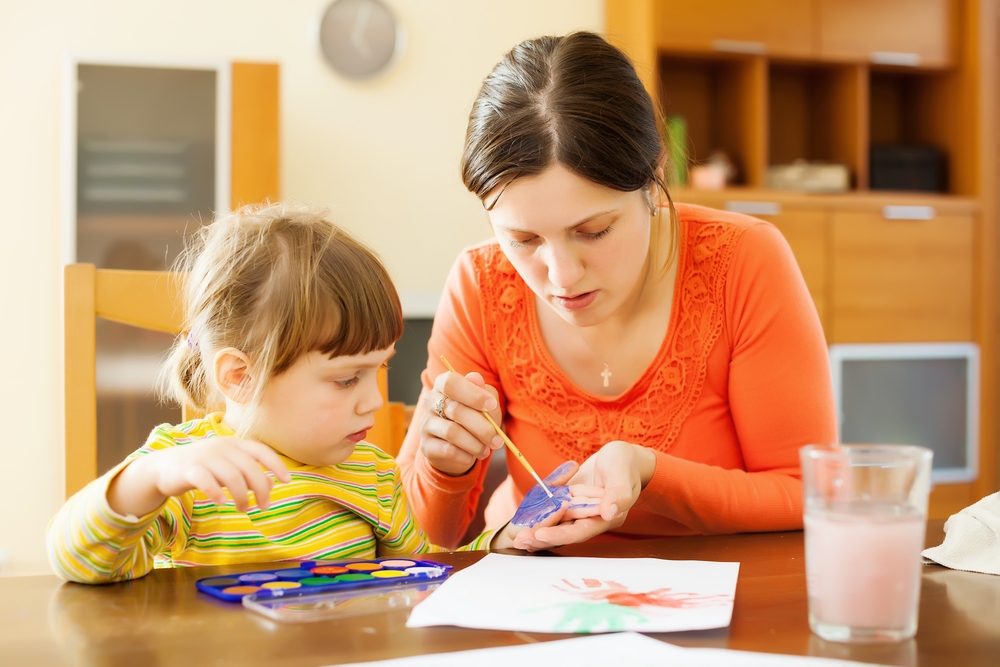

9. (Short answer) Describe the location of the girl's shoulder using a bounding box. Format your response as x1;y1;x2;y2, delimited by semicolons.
136;413;227;455
290;442;399;489
294;441;398;476
343;441;397;468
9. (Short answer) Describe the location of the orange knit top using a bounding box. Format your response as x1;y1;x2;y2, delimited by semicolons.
397;204;838;547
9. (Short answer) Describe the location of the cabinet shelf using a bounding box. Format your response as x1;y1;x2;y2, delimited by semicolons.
658;53;764;186
616;1;968;196
655;55;967;196
768;63;866;188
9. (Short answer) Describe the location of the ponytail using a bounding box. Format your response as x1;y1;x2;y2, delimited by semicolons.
158;329;219;414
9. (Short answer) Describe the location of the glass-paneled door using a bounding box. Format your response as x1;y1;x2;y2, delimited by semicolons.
63;59;231;474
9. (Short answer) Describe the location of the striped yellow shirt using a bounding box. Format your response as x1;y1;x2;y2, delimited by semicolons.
47;414;496;583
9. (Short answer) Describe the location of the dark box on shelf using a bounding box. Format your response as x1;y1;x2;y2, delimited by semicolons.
870;145;946;192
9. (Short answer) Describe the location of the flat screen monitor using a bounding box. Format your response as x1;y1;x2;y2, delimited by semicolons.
828;342;979;484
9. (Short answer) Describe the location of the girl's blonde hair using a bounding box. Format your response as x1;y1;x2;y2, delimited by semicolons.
160;201;402;432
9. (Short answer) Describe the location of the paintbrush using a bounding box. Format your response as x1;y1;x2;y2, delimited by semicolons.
439;356;555;500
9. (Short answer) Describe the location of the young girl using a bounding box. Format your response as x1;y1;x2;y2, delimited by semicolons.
48;202;596;584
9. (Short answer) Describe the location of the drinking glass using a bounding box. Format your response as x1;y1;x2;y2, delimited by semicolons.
800;444;933;643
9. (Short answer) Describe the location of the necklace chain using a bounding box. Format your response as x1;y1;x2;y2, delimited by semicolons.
577;261;651;388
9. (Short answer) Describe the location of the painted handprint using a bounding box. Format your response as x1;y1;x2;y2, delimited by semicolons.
554;578;733;609
536;577;733;633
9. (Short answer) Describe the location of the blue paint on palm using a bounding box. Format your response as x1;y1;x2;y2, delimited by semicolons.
512;484;572;527
511;461;597;527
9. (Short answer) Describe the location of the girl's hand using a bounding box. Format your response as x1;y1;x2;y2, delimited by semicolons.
492;462;605;552
418;370;505;476
494;487;604;552
509;441;656;550
492;501;569;552
107;437;292;518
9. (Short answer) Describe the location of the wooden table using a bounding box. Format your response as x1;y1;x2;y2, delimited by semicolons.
2;520;998;666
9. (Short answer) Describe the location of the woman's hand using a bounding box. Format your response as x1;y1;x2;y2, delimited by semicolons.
107;437;292;518
510;441;656;550
418;370;506;476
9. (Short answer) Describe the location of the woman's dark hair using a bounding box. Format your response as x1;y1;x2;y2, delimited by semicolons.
462;31;666;200
461;31;677;269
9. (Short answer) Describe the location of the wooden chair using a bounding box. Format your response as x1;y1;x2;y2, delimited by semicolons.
63;264;406;499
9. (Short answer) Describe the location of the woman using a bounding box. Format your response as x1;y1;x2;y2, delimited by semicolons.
396;32;837;549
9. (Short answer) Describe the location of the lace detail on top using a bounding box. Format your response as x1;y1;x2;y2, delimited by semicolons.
475;215;744;462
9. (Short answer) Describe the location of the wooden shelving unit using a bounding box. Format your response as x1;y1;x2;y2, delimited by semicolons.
606;0;998;518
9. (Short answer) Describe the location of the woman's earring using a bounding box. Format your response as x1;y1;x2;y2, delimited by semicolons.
645;187;658;216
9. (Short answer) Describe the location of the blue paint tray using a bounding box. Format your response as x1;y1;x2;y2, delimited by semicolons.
195;557;452;606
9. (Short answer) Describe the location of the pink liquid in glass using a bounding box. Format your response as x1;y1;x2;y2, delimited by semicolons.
804;507;925;641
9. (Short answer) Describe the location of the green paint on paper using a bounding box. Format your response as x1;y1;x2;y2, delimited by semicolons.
539;600;649;633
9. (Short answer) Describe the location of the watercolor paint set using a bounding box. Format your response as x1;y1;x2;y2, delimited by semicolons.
195;557;453;620
243;576;446;622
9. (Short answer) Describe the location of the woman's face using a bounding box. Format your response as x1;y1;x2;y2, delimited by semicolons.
486;163;652;328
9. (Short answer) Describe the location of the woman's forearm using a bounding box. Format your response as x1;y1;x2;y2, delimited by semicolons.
634;444;658;488
397;427;488;547
636;450;803;533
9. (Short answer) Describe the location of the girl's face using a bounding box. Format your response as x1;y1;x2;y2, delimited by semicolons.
486;163;652;328
252;345;395;466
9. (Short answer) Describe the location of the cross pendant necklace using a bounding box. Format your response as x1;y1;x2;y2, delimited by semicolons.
576;261;651;390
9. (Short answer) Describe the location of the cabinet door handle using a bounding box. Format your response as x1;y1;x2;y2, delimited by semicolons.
870;51;921;67
713;39;766;55
725;200;781;216
882;205;935;221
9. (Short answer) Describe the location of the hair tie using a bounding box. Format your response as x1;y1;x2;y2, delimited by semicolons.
185;330;198;349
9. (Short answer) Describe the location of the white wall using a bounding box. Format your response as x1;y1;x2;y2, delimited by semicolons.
0;0;603;576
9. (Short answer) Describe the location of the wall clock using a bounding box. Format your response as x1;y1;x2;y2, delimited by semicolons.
319;0;403;79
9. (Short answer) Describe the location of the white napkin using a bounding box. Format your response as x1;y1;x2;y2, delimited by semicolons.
922;491;1000;575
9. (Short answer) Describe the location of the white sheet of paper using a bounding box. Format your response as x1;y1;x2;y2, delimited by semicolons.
405;554;740;634
330;632;884;667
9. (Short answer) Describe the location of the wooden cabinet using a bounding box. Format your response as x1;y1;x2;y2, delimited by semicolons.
818;0;955;67
611;0;997;505
652;0;815;58
674;189;986;517
677;192;977;348
830;210;974;343
609;1;966;197
610;0;955;66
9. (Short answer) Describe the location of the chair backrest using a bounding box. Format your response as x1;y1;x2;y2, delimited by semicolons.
63;263;404;499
